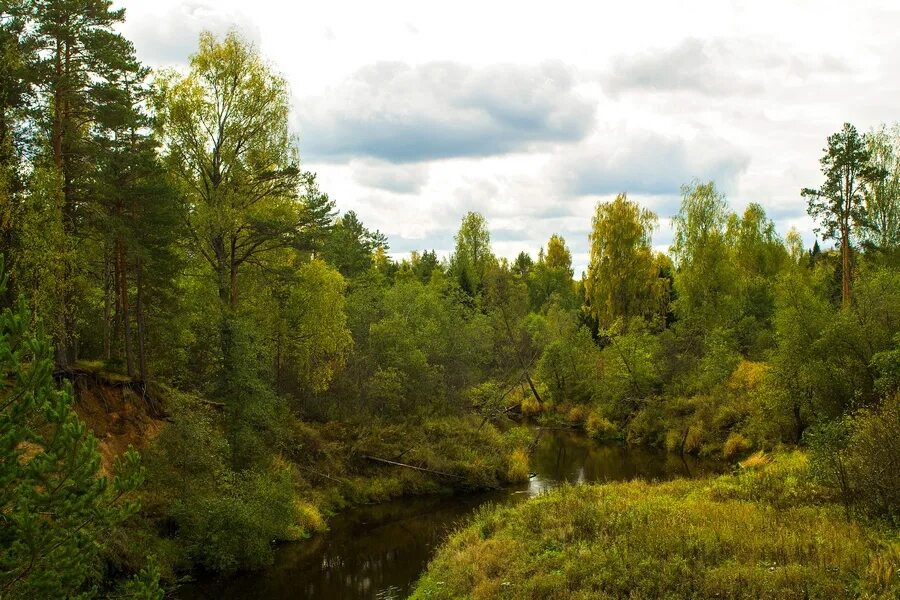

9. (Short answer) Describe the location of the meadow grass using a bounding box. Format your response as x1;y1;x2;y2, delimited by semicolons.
412;453;899;599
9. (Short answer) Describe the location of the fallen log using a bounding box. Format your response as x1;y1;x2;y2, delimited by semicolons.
362;455;464;480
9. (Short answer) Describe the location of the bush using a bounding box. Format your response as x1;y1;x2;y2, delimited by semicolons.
584;412;617;439
521;395;542;417
722;432;752;459
566;404;587;424
173;463;297;572
506;448;530;482
810;395;900;524
288;500;326;540
842;395;900;522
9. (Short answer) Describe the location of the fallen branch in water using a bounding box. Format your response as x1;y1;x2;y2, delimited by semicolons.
362;455;464;480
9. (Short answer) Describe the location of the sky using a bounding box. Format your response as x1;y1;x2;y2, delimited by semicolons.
118;0;900;273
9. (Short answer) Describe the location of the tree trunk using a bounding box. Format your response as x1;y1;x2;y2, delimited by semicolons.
136;255;147;380
500;305;543;405
116;237;135;378
103;247;112;360
841;225;851;307
51;39;72;371
229;236;238;308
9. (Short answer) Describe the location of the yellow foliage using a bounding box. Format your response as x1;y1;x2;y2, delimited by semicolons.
585;412;617;439
286;500;325;540
727;360;768;392
722;432;752;459
740;450;770;470
520;395;541;417
567;404;587;424
665;426;703;454
506;448;530;483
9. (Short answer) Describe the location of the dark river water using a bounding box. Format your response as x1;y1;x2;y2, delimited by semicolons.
179;428;721;600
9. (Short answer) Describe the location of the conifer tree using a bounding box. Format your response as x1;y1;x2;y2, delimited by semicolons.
0;258;145;598
803;123;875;306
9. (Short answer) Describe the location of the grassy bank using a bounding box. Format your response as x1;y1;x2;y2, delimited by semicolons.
412;453;899;599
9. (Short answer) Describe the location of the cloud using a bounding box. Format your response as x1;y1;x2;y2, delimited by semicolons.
296;61;596;162
604;38;849;97
123;1;260;66
350;160;430;194
557;130;750;197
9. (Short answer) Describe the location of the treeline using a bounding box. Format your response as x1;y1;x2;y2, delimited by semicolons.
1;1;899;596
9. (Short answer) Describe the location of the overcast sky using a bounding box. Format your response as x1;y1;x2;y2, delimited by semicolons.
118;0;900;273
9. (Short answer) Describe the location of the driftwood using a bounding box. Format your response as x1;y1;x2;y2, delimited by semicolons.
362;455;464;480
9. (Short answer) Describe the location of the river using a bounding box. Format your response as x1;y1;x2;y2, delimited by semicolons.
179;428;721;599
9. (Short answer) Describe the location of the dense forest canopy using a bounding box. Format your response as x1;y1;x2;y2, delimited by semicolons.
1;2;899;599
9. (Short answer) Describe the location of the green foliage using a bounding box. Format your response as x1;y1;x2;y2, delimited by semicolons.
671;180;739;330
873;334;900;397
173;464;297;572
273;259;352;393
808;395;900;524
803;123;878;305
527;234;575;312
142;393;297;572
4;1;900;591
598;318;662;420
863;124;900;255
450;211;495;296
0;264;146;599
322;210;387;278
531;304;600;406
115;557;165;600
586;193;666;327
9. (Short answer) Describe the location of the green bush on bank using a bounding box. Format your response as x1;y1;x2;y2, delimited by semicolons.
412;454;899;600
807;394;900;525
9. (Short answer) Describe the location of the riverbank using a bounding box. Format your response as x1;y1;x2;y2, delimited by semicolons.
411;452;900;599
96;383;537;582
176;428;723;599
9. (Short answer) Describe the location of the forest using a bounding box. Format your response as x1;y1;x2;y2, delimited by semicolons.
1;2;899;599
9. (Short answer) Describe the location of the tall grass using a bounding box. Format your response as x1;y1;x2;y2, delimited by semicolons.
412;454;899;599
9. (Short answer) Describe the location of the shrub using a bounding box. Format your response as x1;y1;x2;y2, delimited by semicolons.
722;432;752;459
584;412;617;439
842;394;900;523
288;500;326;540
506;448;530;482
566;404;587;424
810;395;900;523
171;463;297;572
521;395;542;417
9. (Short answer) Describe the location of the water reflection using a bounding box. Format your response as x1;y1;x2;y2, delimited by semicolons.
179;429;721;600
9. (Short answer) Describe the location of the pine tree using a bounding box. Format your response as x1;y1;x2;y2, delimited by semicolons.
29;0;141;368
802;123;875;306
0;257;145;598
